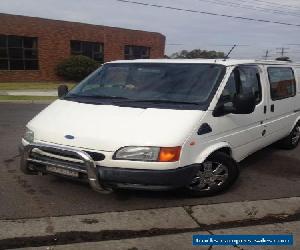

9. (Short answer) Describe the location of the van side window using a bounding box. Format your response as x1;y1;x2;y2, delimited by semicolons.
267;67;296;100
219;66;262;106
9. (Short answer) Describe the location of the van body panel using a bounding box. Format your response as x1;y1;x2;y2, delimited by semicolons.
263;65;298;144
293;66;300;119
182;65;268;164
27;99;204;153
20;59;300;191
181;140;232;165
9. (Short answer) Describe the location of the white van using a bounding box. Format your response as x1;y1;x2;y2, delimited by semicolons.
20;59;300;196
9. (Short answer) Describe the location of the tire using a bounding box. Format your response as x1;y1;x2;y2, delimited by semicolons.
277;122;300;150
186;152;239;197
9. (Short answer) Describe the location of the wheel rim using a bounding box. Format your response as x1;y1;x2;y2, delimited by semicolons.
292;124;300;145
189;161;229;191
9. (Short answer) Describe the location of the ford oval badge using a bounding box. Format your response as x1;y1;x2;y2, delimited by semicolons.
65;135;75;140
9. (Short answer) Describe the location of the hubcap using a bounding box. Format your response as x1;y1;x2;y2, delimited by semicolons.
189;161;229;191
292;124;300;145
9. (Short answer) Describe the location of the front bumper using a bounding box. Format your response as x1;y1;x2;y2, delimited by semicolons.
19;143;199;191
99;165;199;190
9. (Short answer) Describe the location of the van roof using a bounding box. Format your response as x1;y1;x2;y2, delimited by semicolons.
109;59;300;67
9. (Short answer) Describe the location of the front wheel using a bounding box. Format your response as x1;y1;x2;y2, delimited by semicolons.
186;152;239;197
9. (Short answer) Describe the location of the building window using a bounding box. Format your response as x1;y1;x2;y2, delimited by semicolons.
267;67;296;100
0;35;38;70
70;40;104;63
124;45;150;60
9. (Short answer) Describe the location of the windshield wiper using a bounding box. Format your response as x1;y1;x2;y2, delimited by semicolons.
116;99;200;105
65;94;129;100
64;95;199;106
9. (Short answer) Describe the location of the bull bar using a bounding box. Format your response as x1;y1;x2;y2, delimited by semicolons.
20;142;111;193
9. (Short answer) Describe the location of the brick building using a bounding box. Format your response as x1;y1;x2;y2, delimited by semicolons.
0;13;165;82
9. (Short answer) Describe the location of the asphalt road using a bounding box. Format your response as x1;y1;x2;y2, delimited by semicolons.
0;103;300;220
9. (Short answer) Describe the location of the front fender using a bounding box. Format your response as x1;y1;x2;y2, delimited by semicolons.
194;142;232;164
292;116;300;130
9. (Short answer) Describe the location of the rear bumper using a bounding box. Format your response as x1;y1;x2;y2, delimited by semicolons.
19;143;199;191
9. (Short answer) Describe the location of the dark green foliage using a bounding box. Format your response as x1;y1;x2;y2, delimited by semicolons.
56;55;100;81
170;49;225;59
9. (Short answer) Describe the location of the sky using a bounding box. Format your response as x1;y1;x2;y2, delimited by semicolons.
1;0;300;61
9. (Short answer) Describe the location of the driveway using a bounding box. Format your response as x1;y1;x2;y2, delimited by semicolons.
0;103;300;220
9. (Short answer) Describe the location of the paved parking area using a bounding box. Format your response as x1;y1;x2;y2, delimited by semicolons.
0;103;300;220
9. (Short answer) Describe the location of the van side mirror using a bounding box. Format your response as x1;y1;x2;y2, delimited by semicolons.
213;93;256;117
58;85;69;98
232;93;256;114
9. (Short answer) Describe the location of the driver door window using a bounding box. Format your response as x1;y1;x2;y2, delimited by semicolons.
219;66;262;108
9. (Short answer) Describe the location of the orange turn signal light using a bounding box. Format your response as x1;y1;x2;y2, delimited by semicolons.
158;147;181;162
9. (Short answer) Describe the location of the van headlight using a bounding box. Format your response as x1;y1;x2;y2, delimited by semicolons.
114;146;181;162
23;128;34;143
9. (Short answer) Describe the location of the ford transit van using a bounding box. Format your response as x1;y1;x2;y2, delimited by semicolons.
20;59;300;196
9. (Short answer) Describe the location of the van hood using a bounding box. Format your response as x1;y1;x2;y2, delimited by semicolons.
28;100;204;152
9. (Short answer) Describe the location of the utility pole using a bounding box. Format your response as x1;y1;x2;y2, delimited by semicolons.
276;47;289;57
263;50;271;60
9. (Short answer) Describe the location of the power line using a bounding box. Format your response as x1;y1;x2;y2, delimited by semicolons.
214;44;249;47
166;43;250;47
243;0;300;11
240;0;300;10
115;0;300;27
198;0;300;18
166;43;184;46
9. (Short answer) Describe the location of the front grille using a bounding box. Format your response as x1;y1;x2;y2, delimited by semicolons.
86;151;105;161
35;148;82;159
30;153;87;172
31;147;105;162
29;149;86;172
28;146;105;174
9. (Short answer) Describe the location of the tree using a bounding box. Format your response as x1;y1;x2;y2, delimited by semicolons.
170;49;225;59
56;55;101;81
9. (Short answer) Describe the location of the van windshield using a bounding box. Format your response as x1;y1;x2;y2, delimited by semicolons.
66;63;226;109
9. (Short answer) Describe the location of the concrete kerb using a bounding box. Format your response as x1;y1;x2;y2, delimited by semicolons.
0;197;299;243
0;100;53;104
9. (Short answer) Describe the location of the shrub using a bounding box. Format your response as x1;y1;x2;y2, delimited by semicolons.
56;55;100;81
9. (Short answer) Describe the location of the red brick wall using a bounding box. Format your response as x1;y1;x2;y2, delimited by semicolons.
0;13;166;82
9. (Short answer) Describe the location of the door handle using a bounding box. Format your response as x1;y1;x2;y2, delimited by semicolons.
270;104;275;112
264;106;267;114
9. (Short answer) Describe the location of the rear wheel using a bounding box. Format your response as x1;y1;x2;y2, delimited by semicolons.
186;152;239;197
278;122;300;150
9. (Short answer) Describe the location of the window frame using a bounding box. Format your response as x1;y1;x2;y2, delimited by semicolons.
0;34;39;71
238;65;263;105
267;66;296;101
70;40;104;63
68;63;227;110
124;45;151;60
219;65;263;106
